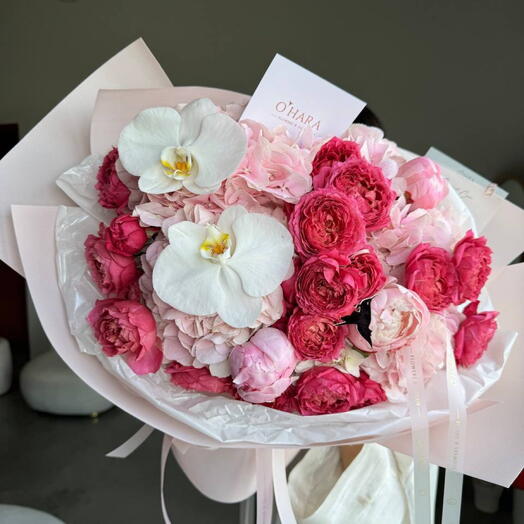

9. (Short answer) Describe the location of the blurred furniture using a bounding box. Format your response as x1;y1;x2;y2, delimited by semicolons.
0;505;64;524
20;350;112;416
0;337;12;394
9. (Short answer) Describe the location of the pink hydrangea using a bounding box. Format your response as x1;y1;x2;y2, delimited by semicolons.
362;313;447;401
234;120;313;204
341;124;405;179
138;238;283;377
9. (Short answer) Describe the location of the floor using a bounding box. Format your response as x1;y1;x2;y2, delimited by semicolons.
0;391;239;523
0;390;518;524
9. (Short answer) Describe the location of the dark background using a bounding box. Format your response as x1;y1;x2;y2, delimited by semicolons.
1;0;523;184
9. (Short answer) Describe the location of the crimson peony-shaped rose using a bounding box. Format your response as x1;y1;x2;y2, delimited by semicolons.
84;232;139;297
348;248;386;301
288;308;347;362
295;254;364;319
95;148;130;213
103;214;148;256
311;137;361;184
88;298;162;374
453;230;492;304
454;301;498;367
316;157;396;232
405;243;458;311
289;188;365;258
165;362;236;395
295;366;386;415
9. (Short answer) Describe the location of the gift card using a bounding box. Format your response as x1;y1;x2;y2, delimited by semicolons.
241;54;366;140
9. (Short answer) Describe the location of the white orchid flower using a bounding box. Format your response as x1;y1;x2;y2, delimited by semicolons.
153;206;294;328
117;98;247;195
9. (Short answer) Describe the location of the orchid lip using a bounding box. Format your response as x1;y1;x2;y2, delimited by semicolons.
160;146;194;180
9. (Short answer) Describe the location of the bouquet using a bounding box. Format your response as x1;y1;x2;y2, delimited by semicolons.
62;99;499;418
3;41;523;524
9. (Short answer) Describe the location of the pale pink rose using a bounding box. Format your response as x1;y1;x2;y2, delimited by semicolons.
341;124;405;179
348;283;430;353
397;157;448;210
362;313;447;401
234;120;313;204
229;327;297;403
370;199;463;267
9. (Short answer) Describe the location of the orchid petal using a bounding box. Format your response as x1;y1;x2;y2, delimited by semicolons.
153;221;221;316
216;266;262;328
189;112;247;189
118;107;181;176
179;98;219;146
138;163;183;194
182;177;221;195
217;205;247;235
229;213;294;297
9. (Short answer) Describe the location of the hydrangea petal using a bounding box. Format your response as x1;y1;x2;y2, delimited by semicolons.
153;221;221;316
118;107;181;176
189;112;247;189
179;98;219;145
137;163;183;194
229;212;294;297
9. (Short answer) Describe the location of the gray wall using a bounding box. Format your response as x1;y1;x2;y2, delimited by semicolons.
1;0;523;183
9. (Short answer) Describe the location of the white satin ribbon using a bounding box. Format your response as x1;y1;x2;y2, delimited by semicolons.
272;449;297;524
106;424;154;458
441;338;467;524
160;435;173;524
256;448;274;524
106;426;173;524
405;343;431;524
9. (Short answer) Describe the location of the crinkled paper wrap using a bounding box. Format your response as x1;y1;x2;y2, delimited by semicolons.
55;195;516;446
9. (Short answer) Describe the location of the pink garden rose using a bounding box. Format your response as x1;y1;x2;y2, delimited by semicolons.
453;230;492;304
397;157;448;210
348;248;386;301
295;254;364;319
405;243;458;311
294;366;386;415
235;120;313;204
348;284;430;353
454;301;498;367
229;328;297;403
288;308;347;362
311;137;361;184
95;148;130;213
318;158;396;231
289;188;366;258
103;215;148;256
88;298;162;374
165;362;236;395
84;231;139;297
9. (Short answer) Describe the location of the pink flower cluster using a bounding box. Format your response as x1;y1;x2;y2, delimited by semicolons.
86;116;498;416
